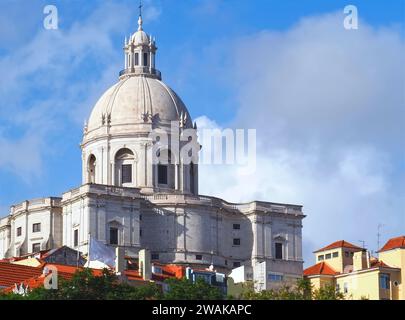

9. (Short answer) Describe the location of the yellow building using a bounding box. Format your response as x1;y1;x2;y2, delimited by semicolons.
304;237;405;300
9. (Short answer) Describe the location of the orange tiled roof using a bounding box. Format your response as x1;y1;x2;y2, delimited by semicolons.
314;240;363;253
0;262;43;288
304;262;339;276
379;236;405;253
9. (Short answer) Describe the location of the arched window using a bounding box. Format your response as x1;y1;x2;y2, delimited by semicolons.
115;148;135;186
88;154;96;184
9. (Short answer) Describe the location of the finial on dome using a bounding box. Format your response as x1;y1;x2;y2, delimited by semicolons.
138;0;143;31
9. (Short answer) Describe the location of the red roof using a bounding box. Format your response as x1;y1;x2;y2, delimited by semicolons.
304;262;339;276
314;240;363;253
0;262;43;288
379;236;405;253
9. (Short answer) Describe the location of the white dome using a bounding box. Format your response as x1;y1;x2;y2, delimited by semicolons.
131;30;149;45
85;76;192;140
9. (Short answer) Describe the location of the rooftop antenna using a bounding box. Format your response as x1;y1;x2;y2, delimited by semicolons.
358;240;366;249
377;223;384;252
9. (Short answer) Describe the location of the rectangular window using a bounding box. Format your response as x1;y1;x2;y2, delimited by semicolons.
121;164;132;184
325;253;332;259
16;227;22;237
380;274;390;290
268;273;284;282
143;53;148;66
233;238;241;246
233;224;241;230
110;227;118;245
233;262;241;268
195;255;203;260
32;223;41;233
135;53;139;66
32;243;41;253
74;229;79;247
333;251;339;258
318;255;325;261
158;165;168;184
139;229;142;237
275;243;283;260
151;253;159;260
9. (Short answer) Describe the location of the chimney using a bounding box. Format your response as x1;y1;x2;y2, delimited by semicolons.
115;247;126;274
353;251;368;271
138;249;151;280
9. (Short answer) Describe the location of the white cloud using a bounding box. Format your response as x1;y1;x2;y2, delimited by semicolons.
0;2;135;181
196;12;405;265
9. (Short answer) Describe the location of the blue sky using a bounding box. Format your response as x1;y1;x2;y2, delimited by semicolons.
0;0;404;263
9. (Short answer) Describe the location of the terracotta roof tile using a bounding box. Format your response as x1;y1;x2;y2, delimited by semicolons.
379;236;405;252
0;262;43;288
314;240;363;253
304;262;339;276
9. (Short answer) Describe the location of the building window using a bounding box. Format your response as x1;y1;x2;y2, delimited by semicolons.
318;255;324;261
233;224;240;230
32;243;41;253
110;227;118;245
151;253;159;260
195;255;203;261
225;260;228;266
233;238;241;246
275;243;283;260
345;251;349;257
344;282;348;294
268;273;284;282
333;251;339;258
233;262;241;268
32;223;41;233
350;252;354;257
16;227;22;237
121;164;132;184
190;162;195;194
139;229;142;237
74;229;79;247
135;53;139;66
380;274;390;290
158;164;168;184
325;253;331;259
143;52;148;66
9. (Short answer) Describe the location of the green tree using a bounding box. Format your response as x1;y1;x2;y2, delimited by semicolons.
163;277;224;300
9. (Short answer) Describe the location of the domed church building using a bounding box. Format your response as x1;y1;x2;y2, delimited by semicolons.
0;13;305;287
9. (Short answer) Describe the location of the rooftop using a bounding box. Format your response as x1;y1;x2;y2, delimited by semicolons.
379;236;405;253
314;240;364;253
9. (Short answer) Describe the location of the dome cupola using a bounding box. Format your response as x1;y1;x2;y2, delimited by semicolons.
120;11;160;80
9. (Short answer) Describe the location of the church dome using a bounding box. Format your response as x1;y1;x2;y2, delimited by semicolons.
83;13;193;142
85;76;192;138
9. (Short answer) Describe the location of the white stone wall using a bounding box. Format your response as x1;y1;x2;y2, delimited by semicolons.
62;184;142;256
0;217;10;259
0;198;62;257
82;136;197;195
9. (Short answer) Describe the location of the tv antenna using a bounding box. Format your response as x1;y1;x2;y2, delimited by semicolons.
377;223;384;252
